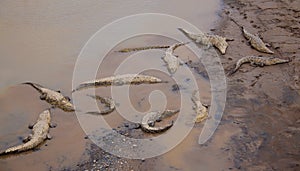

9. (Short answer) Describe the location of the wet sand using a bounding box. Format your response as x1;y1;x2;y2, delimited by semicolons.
1;0;300;170
217;0;300;170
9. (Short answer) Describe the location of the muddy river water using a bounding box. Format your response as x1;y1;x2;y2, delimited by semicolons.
0;0;226;170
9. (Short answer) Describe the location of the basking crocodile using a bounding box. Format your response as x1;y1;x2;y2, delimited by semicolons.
73;74;166;92
242;27;274;54
162;42;187;74
86;94;116;115
191;90;208;123
178;28;232;54
230;18;274;54
23;82;75;112
117;45;170;53
228;56;290;75
141;109;179;133
0;109;53;156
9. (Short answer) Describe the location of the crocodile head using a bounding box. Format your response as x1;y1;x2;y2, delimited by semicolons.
61;99;75;112
38;109;51;123
213;37;228;55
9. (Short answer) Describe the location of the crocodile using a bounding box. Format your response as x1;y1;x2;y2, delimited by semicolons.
73;74;167;92
242;28;274;54
162;42;188;74
191;90;208;123
178;28;232;55
141;109;179;133
23;82;75;112
228;56;290;75
117;45;170;53
0;109;53;156
86;94;116;115
230;18;274;54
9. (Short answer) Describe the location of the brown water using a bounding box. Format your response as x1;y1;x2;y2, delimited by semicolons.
0;1;222;170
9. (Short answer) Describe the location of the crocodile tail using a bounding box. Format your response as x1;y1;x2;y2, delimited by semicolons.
173;41;190;50
229;18;243;31
0;144;23;156
227;68;237;76
227;64;239;76
22;82;43;93
117;45;170;53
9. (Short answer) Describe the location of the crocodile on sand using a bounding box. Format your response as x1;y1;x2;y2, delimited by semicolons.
178;28;233;55
242;27;274;54
86;94;116;115
73;74;167;92
23;82;75;112
0;109;53;156
230;18;274;54
228;56;290;75
141;109;179;133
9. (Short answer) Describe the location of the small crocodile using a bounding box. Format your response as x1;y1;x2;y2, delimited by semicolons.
0;109;53;156
162;42;187;74
242;28;274;54
228;56;290;75
178;28;232;55
117;45;170;53
86;94;116;115
230;18;274;54
191;90;208;123
23;82;75;112
73;74;167;92
141;109;179;133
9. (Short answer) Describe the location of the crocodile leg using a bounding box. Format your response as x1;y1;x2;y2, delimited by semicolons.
22;134;32;143
250;62;258;67
28;123;35;129
49;123;57;128
40;93;47;100
47;134;52;140
65;96;71;101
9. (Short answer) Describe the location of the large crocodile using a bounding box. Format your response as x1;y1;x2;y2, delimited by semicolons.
0;109;53;156
178;28;232;54
86;94;116;115
117;45;170;53
73;74;166;92
162;42;187;74
191;90;208;123
23;82;75;112
228;56;290;75
230;18;274;54
141;109;179;133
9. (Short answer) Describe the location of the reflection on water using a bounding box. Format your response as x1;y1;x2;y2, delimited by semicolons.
0;0;221;170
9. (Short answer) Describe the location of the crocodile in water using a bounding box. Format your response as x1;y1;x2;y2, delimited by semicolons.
178;28;232;54
86;94;116;115
0;109;53;155
141;109;179;133
23;82;75;112
73;74;167;92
